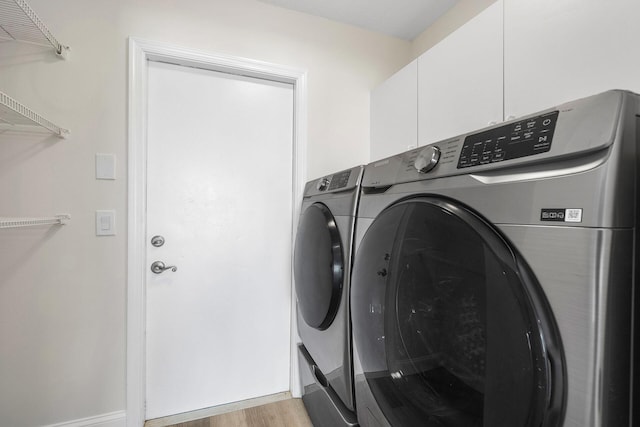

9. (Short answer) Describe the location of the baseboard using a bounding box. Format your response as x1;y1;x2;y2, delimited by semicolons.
43;411;126;427
144;391;292;427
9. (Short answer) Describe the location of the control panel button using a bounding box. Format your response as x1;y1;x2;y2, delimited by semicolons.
316;177;330;191
414;146;441;174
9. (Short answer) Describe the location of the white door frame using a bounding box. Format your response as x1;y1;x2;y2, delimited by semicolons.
126;37;307;427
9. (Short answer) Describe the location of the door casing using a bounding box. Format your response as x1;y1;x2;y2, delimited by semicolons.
126;37;308;427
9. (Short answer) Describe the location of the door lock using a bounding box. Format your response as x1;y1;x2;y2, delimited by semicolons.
151;235;165;247
150;261;177;274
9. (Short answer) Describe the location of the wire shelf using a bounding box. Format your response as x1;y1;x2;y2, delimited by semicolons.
0;214;70;229
0;90;69;137
0;0;69;58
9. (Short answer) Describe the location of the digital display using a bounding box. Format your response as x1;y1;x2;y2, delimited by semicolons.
457;111;559;169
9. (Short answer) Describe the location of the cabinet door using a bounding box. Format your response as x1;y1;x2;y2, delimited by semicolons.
370;59;418;161
504;0;640;118
418;0;503;146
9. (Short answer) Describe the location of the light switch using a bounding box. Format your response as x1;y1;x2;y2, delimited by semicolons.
96;210;116;236
96;153;116;180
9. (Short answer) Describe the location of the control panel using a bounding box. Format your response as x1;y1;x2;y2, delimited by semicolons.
306;166;364;198
316;170;353;192
457;111;559;169
328;169;352;190
363;90;624;189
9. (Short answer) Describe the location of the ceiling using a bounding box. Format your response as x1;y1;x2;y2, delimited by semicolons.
258;0;460;40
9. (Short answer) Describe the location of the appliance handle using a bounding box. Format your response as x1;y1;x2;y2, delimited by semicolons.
469;148;609;185
543;352;567;426
311;365;329;388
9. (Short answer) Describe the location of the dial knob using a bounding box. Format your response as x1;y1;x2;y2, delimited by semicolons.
414;146;441;174
316;177;330;191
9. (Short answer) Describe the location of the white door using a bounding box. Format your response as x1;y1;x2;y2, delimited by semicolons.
145;60;294;420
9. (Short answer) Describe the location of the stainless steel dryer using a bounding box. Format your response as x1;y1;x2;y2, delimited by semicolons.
351;90;639;427
295;166;363;427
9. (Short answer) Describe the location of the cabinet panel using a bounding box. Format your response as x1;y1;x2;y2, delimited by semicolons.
370;59;418;161
418;0;503;146
504;0;640;118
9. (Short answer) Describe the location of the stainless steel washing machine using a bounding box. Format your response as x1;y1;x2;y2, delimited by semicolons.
351;90;639;426
294;166;364;427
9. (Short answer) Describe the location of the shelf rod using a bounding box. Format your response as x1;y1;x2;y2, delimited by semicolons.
0;90;69;138
0;214;70;229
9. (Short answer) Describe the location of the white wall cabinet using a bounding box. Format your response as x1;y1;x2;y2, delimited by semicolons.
370;59;418;161
417;0;503;146
371;0;640;158
504;0;640;118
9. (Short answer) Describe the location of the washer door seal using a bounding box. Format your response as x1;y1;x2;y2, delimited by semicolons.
294;202;344;331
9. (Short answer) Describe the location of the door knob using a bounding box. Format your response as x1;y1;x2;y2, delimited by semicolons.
151;261;177;274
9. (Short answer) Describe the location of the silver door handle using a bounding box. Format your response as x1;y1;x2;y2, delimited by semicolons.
150;261;177;274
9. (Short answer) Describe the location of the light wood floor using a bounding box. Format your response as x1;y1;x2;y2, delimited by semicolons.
166;399;313;427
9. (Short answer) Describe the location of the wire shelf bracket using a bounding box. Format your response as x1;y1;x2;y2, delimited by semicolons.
0;0;70;59
0;214;71;229
0;90;69;137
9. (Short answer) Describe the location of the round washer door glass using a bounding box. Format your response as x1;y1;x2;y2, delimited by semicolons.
294;202;343;330
352;197;565;427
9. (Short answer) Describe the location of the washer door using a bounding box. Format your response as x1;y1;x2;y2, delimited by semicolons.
352;197;565;427
294;203;344;330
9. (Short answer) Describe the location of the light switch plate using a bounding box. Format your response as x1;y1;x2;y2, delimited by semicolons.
96;153;116;180
96;210;116;236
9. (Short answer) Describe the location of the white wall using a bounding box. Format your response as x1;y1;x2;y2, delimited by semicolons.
410;0;498;58
0;1;411;426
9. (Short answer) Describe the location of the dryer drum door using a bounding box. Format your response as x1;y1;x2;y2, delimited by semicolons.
294;202;344;330
352;197;566;427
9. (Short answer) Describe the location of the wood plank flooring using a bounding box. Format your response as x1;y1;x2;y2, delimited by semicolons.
166;399;313;427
